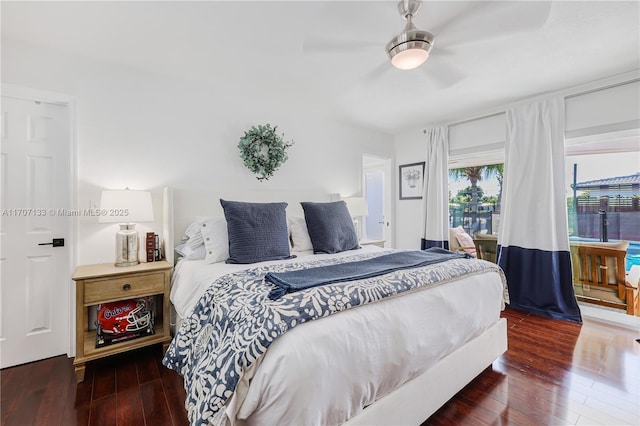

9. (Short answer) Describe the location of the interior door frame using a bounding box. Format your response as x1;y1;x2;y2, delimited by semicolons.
2;84;79;357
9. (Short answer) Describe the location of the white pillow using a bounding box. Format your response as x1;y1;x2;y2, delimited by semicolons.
288;216;313;252
182;221;205;250
175;242;207;260
198;216;229;264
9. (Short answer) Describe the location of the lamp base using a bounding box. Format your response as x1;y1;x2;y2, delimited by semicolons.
115;224;140;267
353;219;362;241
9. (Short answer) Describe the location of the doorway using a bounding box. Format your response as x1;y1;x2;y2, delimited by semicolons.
362;154;392;246
1;86;76;368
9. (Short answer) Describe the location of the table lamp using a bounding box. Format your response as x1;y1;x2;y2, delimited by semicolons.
343;197;368;240
99;188;154;266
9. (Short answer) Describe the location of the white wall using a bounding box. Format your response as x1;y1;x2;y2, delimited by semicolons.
394;130;429;249
394;73;640;249
2;37;394;265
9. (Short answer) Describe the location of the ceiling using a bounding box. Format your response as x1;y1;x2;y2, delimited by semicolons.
2;1;639;134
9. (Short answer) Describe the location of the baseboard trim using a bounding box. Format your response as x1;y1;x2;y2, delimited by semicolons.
578;303;640;331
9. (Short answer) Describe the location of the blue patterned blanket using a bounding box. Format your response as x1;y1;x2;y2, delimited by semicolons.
162;250;504;426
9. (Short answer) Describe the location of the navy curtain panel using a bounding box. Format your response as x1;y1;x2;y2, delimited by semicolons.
420;126;449;249
498;98;581;323
421;239;449;250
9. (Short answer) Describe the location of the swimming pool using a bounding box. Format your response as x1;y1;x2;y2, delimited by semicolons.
570;237;640;271
628;244;640;270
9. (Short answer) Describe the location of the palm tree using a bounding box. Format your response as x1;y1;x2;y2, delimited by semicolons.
449;166;482;213
449;164;503;212
484;163;504;211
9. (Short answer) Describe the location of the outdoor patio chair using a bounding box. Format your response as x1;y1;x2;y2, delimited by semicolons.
473;233;498;263
572;242;639;316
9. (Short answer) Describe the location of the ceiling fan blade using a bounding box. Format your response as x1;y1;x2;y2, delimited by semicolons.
433;1;552;48
360;61;393;86
302;38;382;54
421;55;465;89
429;46;456;59
346;61;393;95
302;0;394;55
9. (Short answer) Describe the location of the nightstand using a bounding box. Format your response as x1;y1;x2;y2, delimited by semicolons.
360;239;386;248
71;261;172;382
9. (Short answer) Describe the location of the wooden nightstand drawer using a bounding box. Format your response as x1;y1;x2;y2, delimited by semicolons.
84;272;164;305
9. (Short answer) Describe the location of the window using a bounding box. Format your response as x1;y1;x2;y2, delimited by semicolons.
566;150;640;271
448;163;503;236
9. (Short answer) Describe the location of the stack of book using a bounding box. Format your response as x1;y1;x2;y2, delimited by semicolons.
146;232;156;262
146;233;163;262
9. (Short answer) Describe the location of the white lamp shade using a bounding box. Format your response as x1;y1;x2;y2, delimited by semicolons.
343;197;368;218
99;189;154;223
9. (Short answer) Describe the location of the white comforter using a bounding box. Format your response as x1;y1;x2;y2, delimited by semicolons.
170;247;505;425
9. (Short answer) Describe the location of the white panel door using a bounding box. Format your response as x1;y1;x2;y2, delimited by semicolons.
362;155;392;246
365;171;385;241
1;96;71;368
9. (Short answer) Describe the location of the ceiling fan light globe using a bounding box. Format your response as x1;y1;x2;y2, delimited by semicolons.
391;48;429;70
386;28;434;70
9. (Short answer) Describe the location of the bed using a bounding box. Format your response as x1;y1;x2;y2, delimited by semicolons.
160;188;508;426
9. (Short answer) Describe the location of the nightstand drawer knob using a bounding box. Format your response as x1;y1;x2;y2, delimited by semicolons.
123;283;131;291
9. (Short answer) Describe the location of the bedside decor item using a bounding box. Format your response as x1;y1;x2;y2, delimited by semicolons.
146;232;156;263
95;297;155;348
238;123;293;181
99;188;154;267
399;162;425;200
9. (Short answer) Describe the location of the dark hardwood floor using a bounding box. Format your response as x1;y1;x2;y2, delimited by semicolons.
426;309;640;425
1;345;188;426
2;308;639;425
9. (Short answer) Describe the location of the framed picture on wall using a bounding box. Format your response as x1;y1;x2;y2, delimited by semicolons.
399;162;425;200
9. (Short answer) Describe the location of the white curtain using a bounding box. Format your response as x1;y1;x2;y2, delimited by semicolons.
420;126;450;249
498;97;581;322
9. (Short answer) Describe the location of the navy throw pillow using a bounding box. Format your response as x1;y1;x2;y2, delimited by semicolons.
301;201;360;254
220;199;294;264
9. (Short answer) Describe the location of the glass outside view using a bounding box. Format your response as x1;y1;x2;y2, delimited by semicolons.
448;151;640;271
566;151;640;271
448;164;503;236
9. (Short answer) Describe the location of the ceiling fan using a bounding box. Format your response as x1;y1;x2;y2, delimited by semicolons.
303;0;552;88
386;0;434;70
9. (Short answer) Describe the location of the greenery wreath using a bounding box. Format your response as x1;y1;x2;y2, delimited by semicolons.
238;124;294;181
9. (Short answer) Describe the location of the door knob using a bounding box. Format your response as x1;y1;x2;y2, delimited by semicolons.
38;238;65;247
